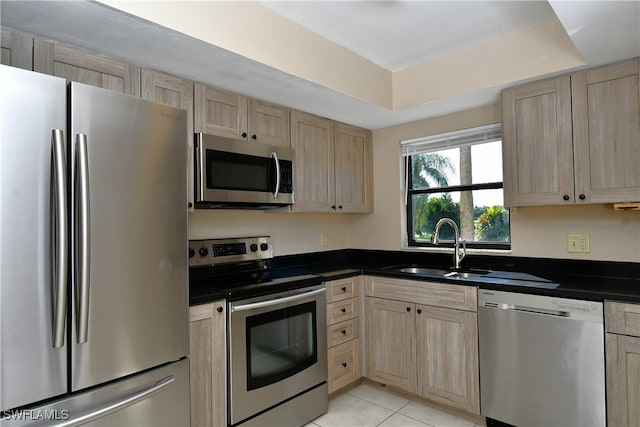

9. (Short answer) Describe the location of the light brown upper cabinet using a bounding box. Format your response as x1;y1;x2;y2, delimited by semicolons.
34;39;140;95
503;58;640;207
1;28;33;70
334;123;373;213
291;111;372;213
194;83;290;147
572;59;640;204
141;69;195;210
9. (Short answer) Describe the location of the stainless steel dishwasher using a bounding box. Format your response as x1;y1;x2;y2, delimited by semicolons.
478;289;605;427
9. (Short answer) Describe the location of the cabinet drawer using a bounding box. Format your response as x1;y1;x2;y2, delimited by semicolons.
327;298;359;325
606;301;640;337
328;338;360;394
326;277;359;303
328;318;359;348
365;276;477;312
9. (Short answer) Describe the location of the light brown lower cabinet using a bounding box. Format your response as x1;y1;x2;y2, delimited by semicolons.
365;276;480;415
189;301;226;427
326;277;362;393
606;301;640;427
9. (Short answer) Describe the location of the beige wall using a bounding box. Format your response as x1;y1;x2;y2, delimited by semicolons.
349;104;640;263
188;210;351;257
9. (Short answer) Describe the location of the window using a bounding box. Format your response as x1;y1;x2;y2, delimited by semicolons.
402;123;510;250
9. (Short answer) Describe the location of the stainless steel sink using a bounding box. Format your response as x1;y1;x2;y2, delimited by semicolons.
444;270;490;279
395;267;450;275
392;266;490;279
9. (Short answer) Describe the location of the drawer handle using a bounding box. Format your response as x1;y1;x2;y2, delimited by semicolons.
342;362;348;368
341;308;347;313
406;307;411;312
341;287;347;292
417;309;422;314
341;329;347;335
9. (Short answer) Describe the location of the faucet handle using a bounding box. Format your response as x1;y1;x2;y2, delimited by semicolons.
458;239;467;261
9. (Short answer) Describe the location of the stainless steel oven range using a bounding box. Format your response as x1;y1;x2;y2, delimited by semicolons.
189;236;328;427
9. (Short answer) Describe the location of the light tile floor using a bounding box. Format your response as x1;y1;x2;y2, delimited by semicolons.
306;383;485;427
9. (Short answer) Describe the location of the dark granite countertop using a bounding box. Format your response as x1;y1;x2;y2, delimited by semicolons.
272;249;640;304
190;249;640;306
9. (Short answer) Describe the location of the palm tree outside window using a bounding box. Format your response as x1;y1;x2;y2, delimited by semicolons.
402;124;510;249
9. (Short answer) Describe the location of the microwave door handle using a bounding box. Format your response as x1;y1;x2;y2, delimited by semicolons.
272;151;280;198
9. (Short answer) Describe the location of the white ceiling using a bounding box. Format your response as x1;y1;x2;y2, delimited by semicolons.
1;1;639;130
259;1;558;71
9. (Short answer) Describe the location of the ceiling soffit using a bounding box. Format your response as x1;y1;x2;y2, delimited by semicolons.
99;1;584;111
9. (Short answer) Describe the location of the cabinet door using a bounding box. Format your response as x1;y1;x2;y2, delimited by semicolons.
366;297;416;393
194;83;248;139
334;123;373;213
606;333;640;427
1;28;33;70
142;69;195;210
290;110;335;212
34;40;140;95
502;75;574;206
248;99;290;147
189;301;226;427
572;59;640;204
416;305;479;414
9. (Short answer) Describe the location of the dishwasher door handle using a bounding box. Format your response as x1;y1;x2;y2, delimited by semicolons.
483;302;569;317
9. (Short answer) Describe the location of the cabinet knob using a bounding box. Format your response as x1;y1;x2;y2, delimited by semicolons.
341;330;347;335
579;194;586;200
417;309;422;314
331;205;336;210
341;308;347;313
342;362;348;368
241;132;247;138
251;134;257;140
216;306;223;313
341;287;347;292
338;205;343;210
406;307;411;312
563;194;570;201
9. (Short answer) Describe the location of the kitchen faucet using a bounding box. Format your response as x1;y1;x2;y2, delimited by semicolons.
431;218;466;270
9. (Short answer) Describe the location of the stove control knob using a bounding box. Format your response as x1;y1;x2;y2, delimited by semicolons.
250;244;258;252
189;248;195;258
199;247;208;257
260;243;269;251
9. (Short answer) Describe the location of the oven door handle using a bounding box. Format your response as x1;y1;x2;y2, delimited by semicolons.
230;287;325;312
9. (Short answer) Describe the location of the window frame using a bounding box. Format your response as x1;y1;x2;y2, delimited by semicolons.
403;124;510;251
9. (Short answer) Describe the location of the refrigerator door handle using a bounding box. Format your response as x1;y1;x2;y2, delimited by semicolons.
75;133;91;344
51;129;68;348
51;375;175;427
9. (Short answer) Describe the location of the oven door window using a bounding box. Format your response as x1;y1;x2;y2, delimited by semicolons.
206;149;274;193
245;301;317;390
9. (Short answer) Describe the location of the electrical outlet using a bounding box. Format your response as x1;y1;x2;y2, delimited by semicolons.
320;232;328;248
567;234;590;253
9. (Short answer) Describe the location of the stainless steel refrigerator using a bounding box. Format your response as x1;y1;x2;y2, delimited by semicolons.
0;64;190;426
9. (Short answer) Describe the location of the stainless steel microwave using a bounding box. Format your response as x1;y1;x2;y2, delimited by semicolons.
194;133;295;209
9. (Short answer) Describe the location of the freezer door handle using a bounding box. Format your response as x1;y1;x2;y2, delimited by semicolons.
51;375;175;427
75;134;91;344
51;129;68;348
